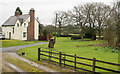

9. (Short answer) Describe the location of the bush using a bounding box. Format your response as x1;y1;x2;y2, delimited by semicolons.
43;30;48;35
53;34;72;37
71;35;81;40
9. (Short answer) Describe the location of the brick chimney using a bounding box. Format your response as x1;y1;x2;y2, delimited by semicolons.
27;8;35;41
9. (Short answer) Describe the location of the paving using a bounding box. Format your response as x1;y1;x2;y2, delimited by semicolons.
1;42;59;72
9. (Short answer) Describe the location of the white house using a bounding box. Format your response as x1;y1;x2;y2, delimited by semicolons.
2;8;39;40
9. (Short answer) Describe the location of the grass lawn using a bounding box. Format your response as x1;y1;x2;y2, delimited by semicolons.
55;37;91;42
17;37;119;72
1;40;47;47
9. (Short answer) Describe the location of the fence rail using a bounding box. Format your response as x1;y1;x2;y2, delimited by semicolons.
38;47;120;73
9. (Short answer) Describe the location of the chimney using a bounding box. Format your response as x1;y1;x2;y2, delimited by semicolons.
30;8;35;26
27;8;35;41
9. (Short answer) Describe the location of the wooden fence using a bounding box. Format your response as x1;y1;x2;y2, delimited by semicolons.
38;47;120;73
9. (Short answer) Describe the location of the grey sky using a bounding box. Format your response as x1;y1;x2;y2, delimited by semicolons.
0;0;115;26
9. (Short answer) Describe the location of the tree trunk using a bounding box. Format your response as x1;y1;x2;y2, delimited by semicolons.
98;29;101;40
58;28;61;37
98;21;101;40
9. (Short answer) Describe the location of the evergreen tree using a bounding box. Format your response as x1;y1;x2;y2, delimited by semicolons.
15;7;22;15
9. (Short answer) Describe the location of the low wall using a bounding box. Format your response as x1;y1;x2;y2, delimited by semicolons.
38;34;53;41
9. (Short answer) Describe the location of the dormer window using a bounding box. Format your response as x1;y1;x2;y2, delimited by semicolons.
17;23;19;27
24;23;26;27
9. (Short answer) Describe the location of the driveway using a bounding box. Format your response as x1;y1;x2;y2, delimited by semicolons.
1;42;59;72
2;42;48;52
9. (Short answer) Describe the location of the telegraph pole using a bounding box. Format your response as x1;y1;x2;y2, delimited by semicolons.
55;13;58;40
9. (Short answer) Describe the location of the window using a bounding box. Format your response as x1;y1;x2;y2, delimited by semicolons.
23;32;26;38
13;27;14;34
24;23;26;27
17;23;19;27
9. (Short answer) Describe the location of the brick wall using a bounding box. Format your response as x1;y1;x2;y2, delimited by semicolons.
27;8;35;41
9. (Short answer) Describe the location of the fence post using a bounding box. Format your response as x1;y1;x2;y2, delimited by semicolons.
51;49;52;61
63;54;66;67
93;58;96;73
49;49;50;62
74;54;76;71
38;48;41;61
59;52;62;68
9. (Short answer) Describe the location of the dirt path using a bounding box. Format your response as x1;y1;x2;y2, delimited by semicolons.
1;42;59;73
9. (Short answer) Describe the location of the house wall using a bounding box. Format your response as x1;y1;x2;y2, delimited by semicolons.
2;26;14;39
21;17;30;40
12;20;22;40
34;19;39;40
2;20;23;40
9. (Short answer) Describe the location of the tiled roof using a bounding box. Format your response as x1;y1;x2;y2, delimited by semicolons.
0;27;2;32
2;14;29;26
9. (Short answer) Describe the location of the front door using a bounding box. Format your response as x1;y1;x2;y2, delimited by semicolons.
9;32;11;40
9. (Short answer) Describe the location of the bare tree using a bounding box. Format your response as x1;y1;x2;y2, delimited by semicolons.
68;5;86;39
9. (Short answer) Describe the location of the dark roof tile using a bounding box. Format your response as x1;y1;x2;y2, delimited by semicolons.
2;14;29;26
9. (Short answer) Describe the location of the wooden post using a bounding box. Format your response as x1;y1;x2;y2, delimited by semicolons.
38;48;40;61
59;52;62;68
49;49;50;62
93;58;96;73
74;54;76;71
49;49;52;62
51;49;52;62
64;54;66;67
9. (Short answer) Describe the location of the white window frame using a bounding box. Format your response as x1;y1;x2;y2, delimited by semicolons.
17;23;19;27
24;23;26;27
23;32;26;38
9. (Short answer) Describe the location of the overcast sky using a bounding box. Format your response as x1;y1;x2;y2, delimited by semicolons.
0;0;116;26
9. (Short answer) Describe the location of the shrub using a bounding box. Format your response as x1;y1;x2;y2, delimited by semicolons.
71;35;81;40
43;30;48;35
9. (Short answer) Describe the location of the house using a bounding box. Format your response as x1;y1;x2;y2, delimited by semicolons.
0;27;2;35
0;26;5;40
2;7;39;41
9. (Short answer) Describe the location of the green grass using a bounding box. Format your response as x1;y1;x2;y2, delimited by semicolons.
55;37;91;42
17;37;119;72
69;34;80;36
1;40;47;47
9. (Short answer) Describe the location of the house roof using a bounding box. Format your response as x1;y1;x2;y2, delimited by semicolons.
2;14;29;26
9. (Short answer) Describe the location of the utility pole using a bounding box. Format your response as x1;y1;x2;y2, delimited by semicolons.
55;13;58;41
